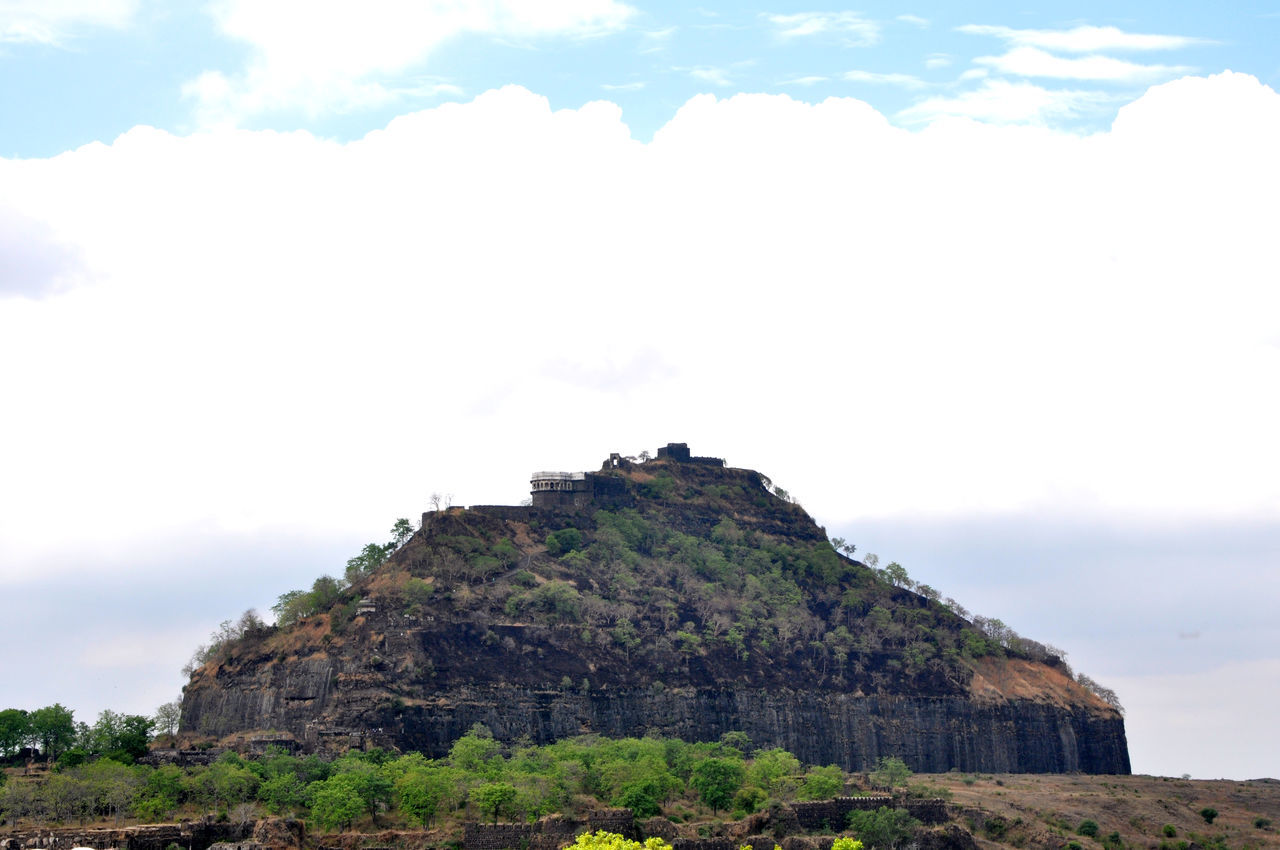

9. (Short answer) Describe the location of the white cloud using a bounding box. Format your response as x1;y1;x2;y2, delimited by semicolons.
778;75;829;86
0;0;137;44
976;46;1193;82
958;23;1211;53
898;78;1117;125
0;204;84;298
925;53;951;70
602;81;645;92
766;11;879;45
843;69;928;89
688;66;731;86
188;0;635;125
896;14;928;28
3;73;1280;774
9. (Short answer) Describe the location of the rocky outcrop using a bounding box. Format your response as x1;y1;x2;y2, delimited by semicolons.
182;656;1129;773
180;445;1130;774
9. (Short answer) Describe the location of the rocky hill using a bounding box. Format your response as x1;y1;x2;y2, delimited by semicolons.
179;444;1129;774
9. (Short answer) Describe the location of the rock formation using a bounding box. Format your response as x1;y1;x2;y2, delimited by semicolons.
180;445;1129;774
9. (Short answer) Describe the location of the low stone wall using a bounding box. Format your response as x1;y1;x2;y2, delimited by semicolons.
904;800;948;825
790;797;893;831
463;810;635;850
0;821;251;850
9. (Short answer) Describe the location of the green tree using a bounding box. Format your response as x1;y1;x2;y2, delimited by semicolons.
880;562;911;588
1078;820;1100;837
1200;808;1218;825
0;708;30;759
136;764;183;821
330;754;393;820
309;775;365;831
29;703;76;763
389;518;414;548
545;528;584;557
847;806;921;850
346;543;392;583
565;831;674;850
748;748;801;796
258;771;309;815
82;759;143;824
869;756;912;789
798;764;844;800
449;726;502;774
471;781;517;823
395;763;455;827
271;589;313;627
689;757;744;815
152;700;182;739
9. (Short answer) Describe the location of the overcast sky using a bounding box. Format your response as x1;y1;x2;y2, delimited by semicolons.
2;2;1277;781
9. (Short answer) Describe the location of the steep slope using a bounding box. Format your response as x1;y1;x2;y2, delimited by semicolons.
179;446;1129;773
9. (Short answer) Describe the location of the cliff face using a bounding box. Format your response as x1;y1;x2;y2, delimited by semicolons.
181;447;1129;774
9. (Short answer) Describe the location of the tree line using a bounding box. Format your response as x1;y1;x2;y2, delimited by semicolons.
1;727;933;837
0;703;176;767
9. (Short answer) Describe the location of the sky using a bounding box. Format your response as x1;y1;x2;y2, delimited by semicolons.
1;1;1278;781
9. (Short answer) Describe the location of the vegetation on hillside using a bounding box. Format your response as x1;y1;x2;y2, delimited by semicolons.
1;727;891;831
187;457;1119;710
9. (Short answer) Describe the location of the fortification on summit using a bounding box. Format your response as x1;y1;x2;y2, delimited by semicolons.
529;442;722;509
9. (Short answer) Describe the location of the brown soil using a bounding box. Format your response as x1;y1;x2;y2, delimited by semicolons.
915;772;1280;850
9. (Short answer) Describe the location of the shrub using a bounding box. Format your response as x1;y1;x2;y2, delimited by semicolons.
1199;808;1218;825
1066;843;1083;850
847;806;922;850
1254;817;1272;829
1163;826;1177;838
1078;821;1100;838
733;785;768;815
545;528;584;557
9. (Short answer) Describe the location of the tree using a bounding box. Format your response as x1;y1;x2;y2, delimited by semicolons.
396;764;454;827
81;758;143;824
471;781;517;823
847;807;921;850
831;537;857;557
271;589;312;627
869;756;912;789
797;764;844;800
330;755;393;820
1200;808;1219;825
748;748;801;796
153;700;182;739
0;708;30;759
880;562;911;589
29;703;76;763
346;543;392;583
309;776;365;831
689;757;744;815
449;726;501;774
389;518;414;548
565;831;673;850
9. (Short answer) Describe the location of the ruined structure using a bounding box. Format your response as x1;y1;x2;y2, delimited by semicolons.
180;443;1130;774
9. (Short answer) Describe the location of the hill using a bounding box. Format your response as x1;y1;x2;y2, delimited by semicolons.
178;444;1129;773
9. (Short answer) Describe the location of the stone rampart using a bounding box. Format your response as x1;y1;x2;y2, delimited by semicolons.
463;810;635;850
0;821;251;850
790;797;893;831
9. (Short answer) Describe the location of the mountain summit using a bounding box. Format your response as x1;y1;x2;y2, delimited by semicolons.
180;444;1130;774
